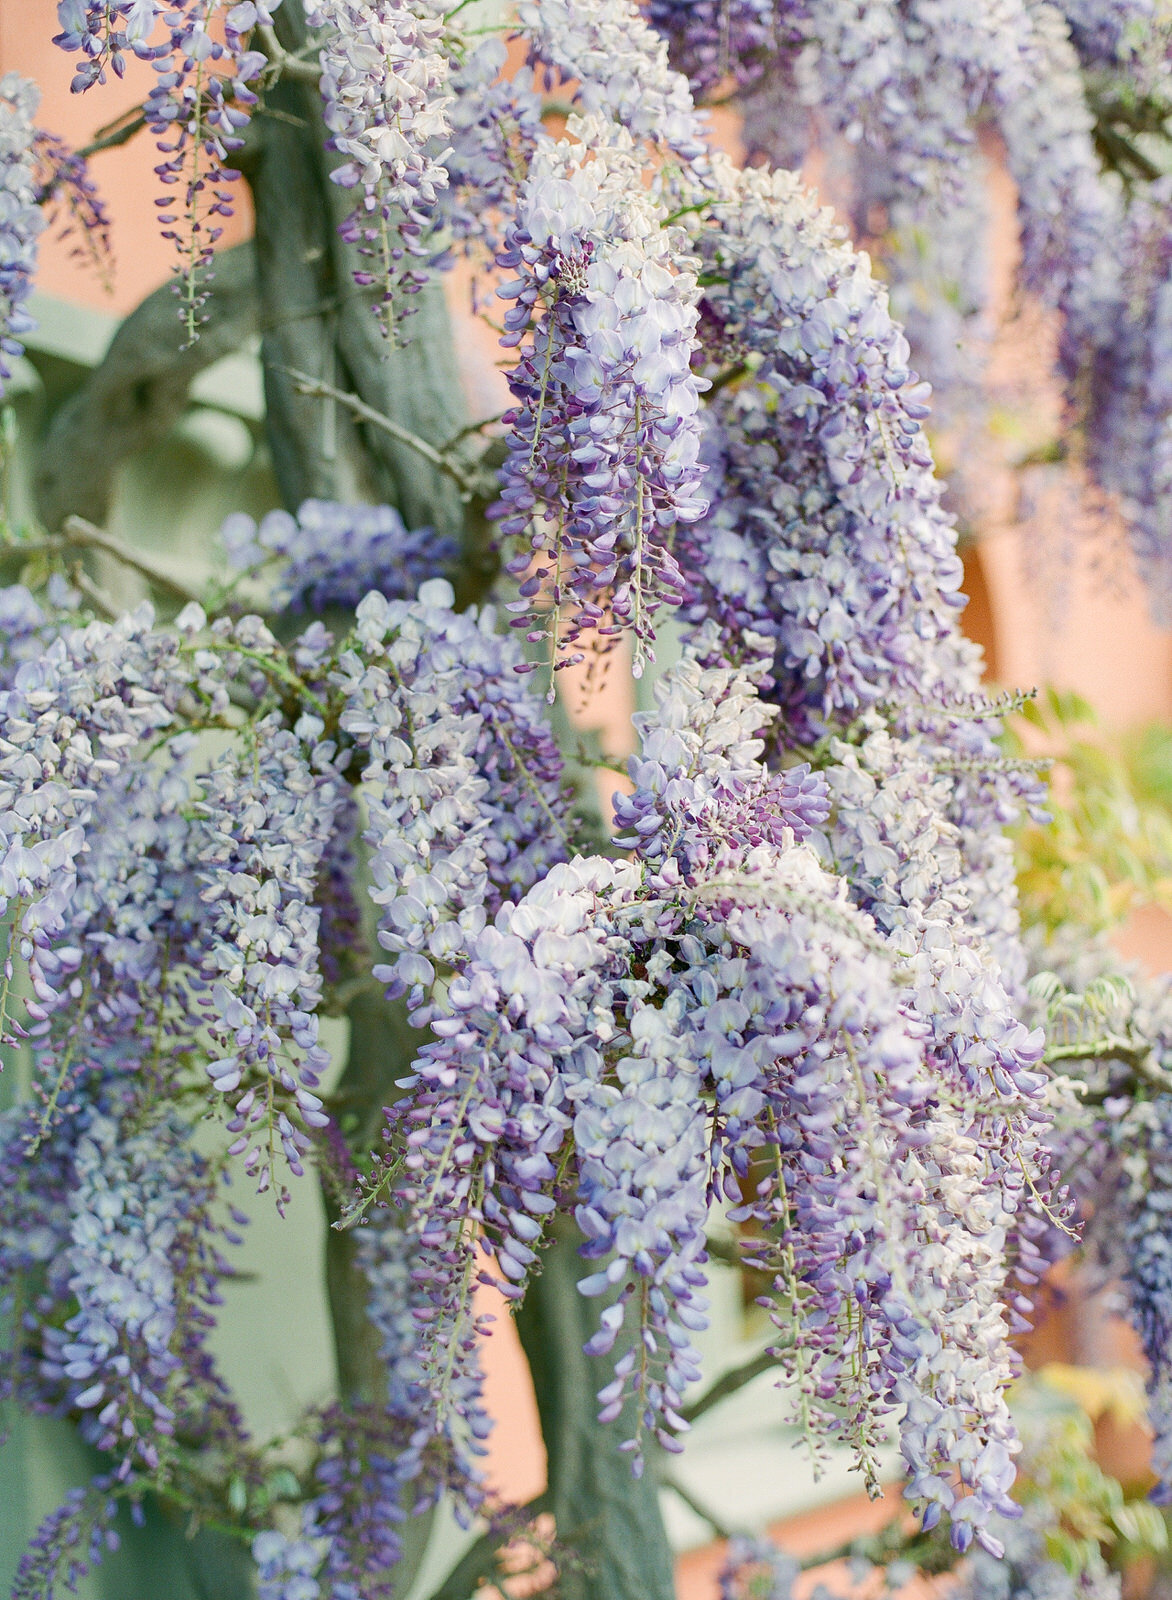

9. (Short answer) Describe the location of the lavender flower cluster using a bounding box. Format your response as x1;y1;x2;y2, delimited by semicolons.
147;0;282;339
305;0;452;332
337;579;570;1017
254;1210;487;1598
195;712;345;1206
681;158;955;733
41;1107;224;1474
0;1062;249;1567
0;605;193;1039
517;0;711;162
1059;0;1165;69
0;556;576;1588
646;0;1172;601
54;1;281;339
385;652;1046;1553
649;0;793;97
0;74;44;396
493;124;708;677
655;0;1037;208
440;38;543;264
31;126;113;285
1075;178;1172;611
52;0;165;93
221;498;456;615
1072;1082;1172;1501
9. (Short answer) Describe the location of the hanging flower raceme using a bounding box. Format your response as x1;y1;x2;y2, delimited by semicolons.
675;150;1057;1306
31;126;113;286
377;653;1046;1552
0;606;204;1043
677;163;1042;975
337;580;572;1019
305;0;453;334
1067;1068;1172;1505
0;585;57;688
493;121;708;680
54;2;282;341
52;1;166;92
1120;1102;1172;1499
143;0;281;342
40;1107;231;1474
1059;0;1168;70
648;0;794;98
440;37;543;266
680;158;956;736
654;0;1037;209
253;1211;487;1598
195;712;347;1207
1071;178;1172;613
14;736;208;1167
0;74;45;396
0;1067;248;1515
516;0;711;162
997;1;1123;379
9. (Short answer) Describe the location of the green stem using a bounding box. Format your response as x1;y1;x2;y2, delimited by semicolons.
681;1345;783;1426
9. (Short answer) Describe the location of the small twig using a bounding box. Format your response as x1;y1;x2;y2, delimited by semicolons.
63;516;206;605
69;563;120;621
253;103;312;130
681;1346;781;1425
443;410;508;447
425;1492;552;1600
255;23;325;85
6;522;206;607
1093;120;1163;183
280;367;494;499
1044;1036;1157;1071
76;109;147;162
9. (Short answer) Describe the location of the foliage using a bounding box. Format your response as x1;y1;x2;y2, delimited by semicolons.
1011;687;1172;937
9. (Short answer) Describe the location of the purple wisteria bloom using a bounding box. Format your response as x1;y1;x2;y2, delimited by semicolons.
337;579;571;1017
305;0;452;331
0;75;44;395
517;0;711;161
382;652;1046;1548
195;711;346;1204
221;498;456;614
52;0;166;92
493;124;708;678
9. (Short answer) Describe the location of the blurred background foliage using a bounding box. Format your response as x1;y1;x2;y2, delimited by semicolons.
1010;688;1172;938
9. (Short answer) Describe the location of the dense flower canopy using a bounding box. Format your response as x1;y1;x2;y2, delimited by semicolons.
2;2;1172;1598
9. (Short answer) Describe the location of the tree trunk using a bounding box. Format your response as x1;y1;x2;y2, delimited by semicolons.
516;1220;678;1600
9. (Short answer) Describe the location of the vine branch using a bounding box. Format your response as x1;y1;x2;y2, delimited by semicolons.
681;1346;782;1426
280;366;496;499
6;518;206;608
